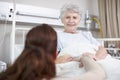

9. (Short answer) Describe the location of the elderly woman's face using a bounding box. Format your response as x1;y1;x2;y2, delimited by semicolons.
61;11;80;33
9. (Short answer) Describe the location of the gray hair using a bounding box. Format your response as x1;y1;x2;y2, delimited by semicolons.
60;4;82;19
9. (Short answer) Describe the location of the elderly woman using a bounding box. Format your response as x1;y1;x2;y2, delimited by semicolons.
55;4;120;80
56;4;108;63
0;24;106;80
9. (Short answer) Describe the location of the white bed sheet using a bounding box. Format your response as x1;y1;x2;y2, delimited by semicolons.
56;43;120;80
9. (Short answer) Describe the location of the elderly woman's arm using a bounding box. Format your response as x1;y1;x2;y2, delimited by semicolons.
75;53;106;80
55;54;73;64
94;46;108;61
53;53;106;80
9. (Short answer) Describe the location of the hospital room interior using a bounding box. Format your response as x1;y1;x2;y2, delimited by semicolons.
0;0;120;79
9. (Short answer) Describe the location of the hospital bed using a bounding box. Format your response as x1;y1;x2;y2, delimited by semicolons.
13;28;120;80
14;26;120;60
15;29;120;61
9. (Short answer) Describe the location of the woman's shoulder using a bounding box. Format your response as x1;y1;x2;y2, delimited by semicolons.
56;31;64;35
57;31;70;36
80;30;92;35
77;31;92;38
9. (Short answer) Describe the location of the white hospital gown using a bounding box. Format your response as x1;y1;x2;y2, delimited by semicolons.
57;31;100;53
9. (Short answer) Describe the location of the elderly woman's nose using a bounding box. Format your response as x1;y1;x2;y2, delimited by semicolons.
69;18;74;22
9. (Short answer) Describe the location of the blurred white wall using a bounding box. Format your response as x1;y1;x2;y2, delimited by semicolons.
1;0;99;15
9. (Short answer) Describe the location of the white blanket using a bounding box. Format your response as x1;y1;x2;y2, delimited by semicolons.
56;43;120;80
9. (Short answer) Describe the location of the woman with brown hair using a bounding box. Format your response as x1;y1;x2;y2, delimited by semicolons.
0;24;57;80
0;24;106;80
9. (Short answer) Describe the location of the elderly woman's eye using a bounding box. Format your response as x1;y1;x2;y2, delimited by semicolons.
66;16;70;19
73;17;77;19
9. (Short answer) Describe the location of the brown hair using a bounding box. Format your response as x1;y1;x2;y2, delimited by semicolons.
0;24;57;80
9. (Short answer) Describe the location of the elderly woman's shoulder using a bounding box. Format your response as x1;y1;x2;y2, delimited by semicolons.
56;31;66;35
80;30;92;36
80;30;91;34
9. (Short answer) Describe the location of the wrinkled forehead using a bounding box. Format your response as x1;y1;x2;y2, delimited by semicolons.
62;11;81;20
60;10;82;19
63;11;80;17
64;9;81;15
65;10;80;14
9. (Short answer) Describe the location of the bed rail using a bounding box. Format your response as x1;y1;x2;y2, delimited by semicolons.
97;38;120;59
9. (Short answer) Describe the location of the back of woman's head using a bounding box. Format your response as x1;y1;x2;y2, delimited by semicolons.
24;24;57;79
0;24;57;80
60;3;82;19
25;24;57;58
